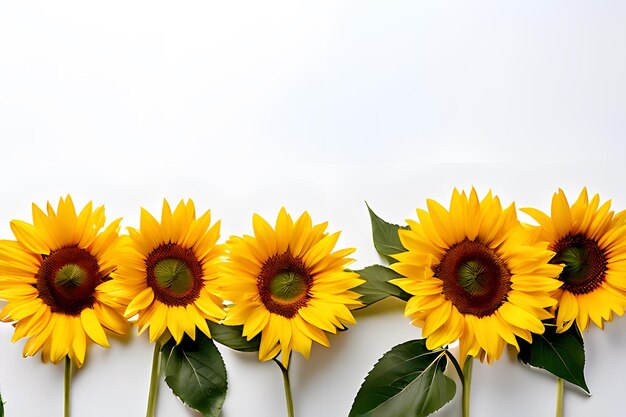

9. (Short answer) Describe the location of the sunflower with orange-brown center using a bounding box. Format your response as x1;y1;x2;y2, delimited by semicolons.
390;189;563;363
100;199;225;344
221;208;363;367
522;188;626;332
0;196;127;367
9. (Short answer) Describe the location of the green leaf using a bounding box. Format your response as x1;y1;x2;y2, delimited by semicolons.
0;392;4;417
161;333;228;417
349;339;456;417
518;324;590;394
367;203;408;264
353;265;412;307
208;321;260;352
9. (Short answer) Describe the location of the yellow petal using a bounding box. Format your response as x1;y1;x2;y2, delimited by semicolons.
167;307;185;343
498;302;544;334
23;314;56;357
259;317;280;361
148;303;168;342
10;220;50;255
81;308;109;347
551;190;572;239
186;304;211;338
71;318;87;368
253;214;278;258
51;314;71;363
275;208;293;254
556;291;578;332
125;287;155;318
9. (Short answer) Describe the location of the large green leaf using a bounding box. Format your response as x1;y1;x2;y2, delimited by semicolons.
353;265;412;307
518;324;590;394
349;339;456;417
161;333;228;417
367;204;408;264
208;321;260;352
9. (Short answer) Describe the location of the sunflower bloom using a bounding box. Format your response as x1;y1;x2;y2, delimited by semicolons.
221;208;363;367
390;189;563;364
100;200;226;344
0;196;128;367
522;188;626;332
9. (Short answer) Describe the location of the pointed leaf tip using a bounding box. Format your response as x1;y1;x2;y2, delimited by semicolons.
208;321;261;352
366;204;408;264
353;264;412;307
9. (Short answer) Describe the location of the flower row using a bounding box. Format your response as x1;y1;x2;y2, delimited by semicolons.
0;198;362;370
0;187;623;416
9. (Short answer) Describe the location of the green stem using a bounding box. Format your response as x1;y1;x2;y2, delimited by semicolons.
64;356;72;417
556;377;564;417
146;341;163;417
273;359;295;417
462;356;473;417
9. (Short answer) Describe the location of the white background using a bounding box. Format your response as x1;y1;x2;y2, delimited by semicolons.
1;1;626;416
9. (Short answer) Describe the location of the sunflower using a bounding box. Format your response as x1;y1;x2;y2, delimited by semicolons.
522;188;626;333
0;196;128;367
221;208;363;367
100;199;225;344
390;189;563;364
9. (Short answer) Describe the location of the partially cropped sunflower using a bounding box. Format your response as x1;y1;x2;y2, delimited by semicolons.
0;196;128;367
221;208;363;367
100;200;225;344
522;188;626;332
390;189;563;364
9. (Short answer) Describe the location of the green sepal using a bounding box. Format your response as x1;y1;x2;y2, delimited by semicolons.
161;333;228;417
366;203;408;264
208;321;261;352
349;339;456;417
353;264;412;307
518;323;590;394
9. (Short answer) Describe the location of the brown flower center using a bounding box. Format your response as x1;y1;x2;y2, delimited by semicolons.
36;246;106;316
145;243;203;306
434;239;512;317
258;252;313;318
550;234;607;295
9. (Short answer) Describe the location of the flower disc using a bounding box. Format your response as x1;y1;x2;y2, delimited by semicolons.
436;239;512;317
37;247;103;316
145;243;204;306
257;252;313;318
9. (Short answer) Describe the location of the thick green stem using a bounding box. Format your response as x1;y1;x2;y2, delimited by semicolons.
556;377;564;417
274;359;295;417
64;356;72;417
462;357;473;417
146;341;163;417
